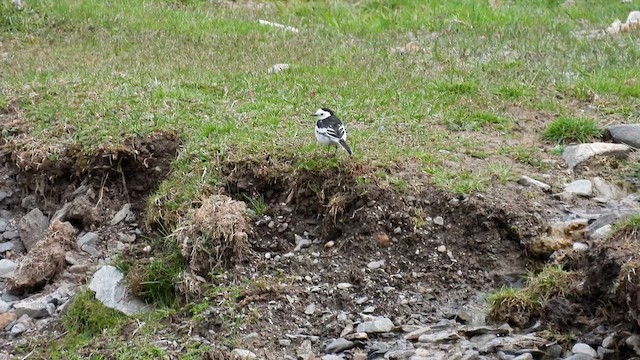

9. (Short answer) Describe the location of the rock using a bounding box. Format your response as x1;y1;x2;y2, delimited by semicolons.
10;321;28;335
564;180;593;197
512;354;533;360
0;300;9;314
434;216;444;226
294;234;312;252
367;260;385;269
356;317;394;333
0;190;12;203
0;259;17;278
461;350;479;360
305;303;316;315
297;339;314;360
362;306;375;313
0;218;7;232
117;233;136;243
279;339;291;347
626;335;640;355
606;124;640;148
518;175;551;191
404;326;432;340
82;244;101;257
2;230;18;240
88;265;148;315
322;355;345;360
0;241;14;253
231;349;257;359
110;204;131;226
597;346;615;360
77;232;98;247
602;334;616;349
376;233;391;247
337;283;352;290
591;177;617;201
562;142;632;170
571;343;597;358
545;344;563;358
563;355;594;360
268;63;291;74
529;219;588;256
324;338;354;353
21;195;36;210
387;349;415;359
18;208;49;252
0;312;16;328
590;224;613;240
13;300;51;319
51;202;73;223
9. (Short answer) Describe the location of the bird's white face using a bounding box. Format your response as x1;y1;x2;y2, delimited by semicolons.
313;108;331;120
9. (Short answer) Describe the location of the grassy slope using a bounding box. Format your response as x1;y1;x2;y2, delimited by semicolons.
1;0;640;357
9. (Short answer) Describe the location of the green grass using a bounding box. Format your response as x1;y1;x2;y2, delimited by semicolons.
542;116;603;144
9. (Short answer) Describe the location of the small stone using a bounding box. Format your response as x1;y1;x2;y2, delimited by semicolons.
321;355;345;360
461;350;479;360
0;218;7;232
362;306;375;313
2;230;18;240
404;326;432;340
571;343;597;358
305;303;316;315
0;259;17;278
356;317;394;333
572;242;589;251
367;260;385;270
602;334;616;349
337;283;352;290
437;245;447;253
279;339;291;347
324;241;335;248
393;226;402;234
434;216;444;226
14;300;51;319
0;301;9;314
563;355;595;360
268;63;291;74
518;175;551;191
116;241;126;252
69;264;92;273
294;234;312;252
231;348;257;359
606;124;640;148
110;204;131;226
21;195;37;210
82;244;101;257
18;208;49;252
277;222;289;233
591;225;613;240
10;322;28;335
0;241;15;253
324;338;354;353
564;180;593;197
355;297;368;305
512;353;533;360
598;346;615;360
77;232;98;247
117;233;136;243
563;142;631;170
0;190;12;203
626;335;640;355
376;234;390;247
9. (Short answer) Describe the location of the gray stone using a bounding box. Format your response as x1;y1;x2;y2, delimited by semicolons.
571;343;597;358
591;177;617;201
545;344;563;358
321;355;344;360
563;355;594;360
562;142;632;170
117;233;136;243
362;306;375;313
14;300;51;319
0;259;17;278
110;203;131;226
18;208;49;252
602;334;616;349
0;218;7;232
305;303;316;315
597;346;616;360
0;300;9;314
82;244;101;257
88;265;148;315
367;260;385;270
356;317;394;333
512;354;532;360
231;349;257;359
461;350;479;360
0;241;14;253
387;349;415;359
564;180;593;197
518;175;551;191
626;335;640;355
10;321;27;335
324;338;354;353
51;202;72;223
2;230;18;240
294;234;312;252
77;232;98;247
606;124;640;148
434;216;444;226
279;339;291;346
21;195;36;210
0;190;12;203
590;224;613;240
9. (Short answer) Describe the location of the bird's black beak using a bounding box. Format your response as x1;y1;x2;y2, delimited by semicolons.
309;113;316;117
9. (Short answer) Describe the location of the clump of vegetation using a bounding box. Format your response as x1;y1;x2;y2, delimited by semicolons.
127;250;185;307
487;265;577;327
542;116;602;144
62;290;126;336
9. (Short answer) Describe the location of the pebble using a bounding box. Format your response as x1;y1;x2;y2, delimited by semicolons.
562;142;631;169
324;241;335;248
10;322;27;335
337;283;353;290
0;301;8;314
231;349;257;359
571;343;597;358
110;204;131;225
3;231;19;240
563;355;594;360
626;335;640;355
362;306;375;314
434;216;444;226
279;339;291;346
367;260;385;269
437;245;447;253
294;234;312;252
77;232;98;247
0;218;7;232
518;175;551;191
512;354;533;360
267;63;291;74
81;244;101;258
356;317;394;333
304;303;316;315
564;180;593;197
590;224;613;240
0;259;17;278
597;346;615;360
355;297;368;305
602;334;616;349
324;338;354;353
0;241;14;253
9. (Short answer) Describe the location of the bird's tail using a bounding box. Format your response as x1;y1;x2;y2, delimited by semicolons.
338;139;353;157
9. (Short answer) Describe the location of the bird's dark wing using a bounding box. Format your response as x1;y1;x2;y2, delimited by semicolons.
317;115;346;140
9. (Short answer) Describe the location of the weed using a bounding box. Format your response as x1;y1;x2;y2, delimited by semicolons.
127;243;185;307
243;193;267;216
61;290;125;336
542;116;602;144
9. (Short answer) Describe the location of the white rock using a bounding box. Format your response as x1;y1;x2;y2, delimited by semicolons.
572;242;589;251
231;348;257;359
518;175;551;191
367;260;385;269
562;143;632;170
571;343;597;358
10;322;28;335
0;259;17;278
88;265;148;315
258;19;299;33
77;232;98;247
337;283;352;290
590;224;613;240
564;180;593;197
356;317;394;333
0;300;9;314
110;204;131;226
433;216;444;226
304;303;316;315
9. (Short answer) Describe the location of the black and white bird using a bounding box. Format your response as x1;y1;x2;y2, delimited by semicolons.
312;108;353;156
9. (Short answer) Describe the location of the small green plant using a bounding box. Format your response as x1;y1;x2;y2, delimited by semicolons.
127;246;185;307
542;116;602;144
62;290;126;336
612;214;640;234
483;162;517;185
243;193;267;216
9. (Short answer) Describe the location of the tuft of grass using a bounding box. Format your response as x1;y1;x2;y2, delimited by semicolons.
127;242;185;307
542;116;602;144
243;193;267;216
62;290;126;336
486;264;577;326
612;214;640;235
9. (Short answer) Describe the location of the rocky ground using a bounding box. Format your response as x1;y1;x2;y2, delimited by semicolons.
0;123;639;360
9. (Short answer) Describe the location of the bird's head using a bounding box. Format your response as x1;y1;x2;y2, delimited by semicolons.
312;108;333;120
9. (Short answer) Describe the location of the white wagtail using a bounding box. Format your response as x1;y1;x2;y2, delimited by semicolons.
312;108;353;156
